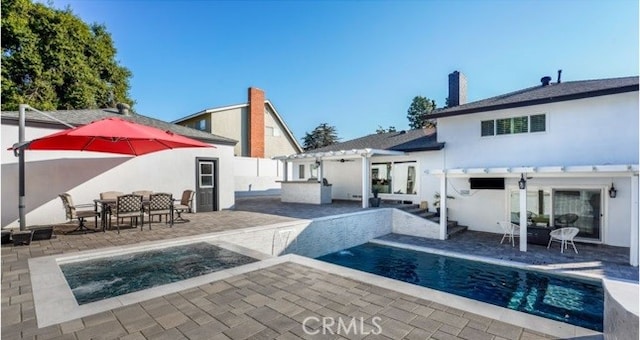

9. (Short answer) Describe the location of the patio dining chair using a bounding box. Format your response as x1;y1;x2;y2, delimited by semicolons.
99;191;125;227
132;190;153;201
144;193;173;229
109;194;144;233
498;221;520;247
547;227;579;254
59;193;100;234
173;189;194;223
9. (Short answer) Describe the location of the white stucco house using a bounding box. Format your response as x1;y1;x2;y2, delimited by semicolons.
275;72;639;265
1;106;238;229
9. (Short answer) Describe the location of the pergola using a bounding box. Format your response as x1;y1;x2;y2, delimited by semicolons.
274;148;405;208
426;164;639;266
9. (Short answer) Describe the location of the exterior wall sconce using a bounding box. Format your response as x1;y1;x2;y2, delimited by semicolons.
609;183;617;198
518;174;527;190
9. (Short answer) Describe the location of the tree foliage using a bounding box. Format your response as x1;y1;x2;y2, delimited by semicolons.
406;96;437;129
1;0;134;111
375;125;397;134
303;123;339;151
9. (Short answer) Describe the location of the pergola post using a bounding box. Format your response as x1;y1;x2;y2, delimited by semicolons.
361;155;370;208
631;175;639;266
439;174;447;240
519;174;528;252
282;160;288;182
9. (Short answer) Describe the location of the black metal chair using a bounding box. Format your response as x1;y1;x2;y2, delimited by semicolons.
144;193;173;229
109;194;144;233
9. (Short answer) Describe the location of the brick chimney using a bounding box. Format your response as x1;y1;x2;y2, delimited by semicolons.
448;71;467;107
248;87;265;158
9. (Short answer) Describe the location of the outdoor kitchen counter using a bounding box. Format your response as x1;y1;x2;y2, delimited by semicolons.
280;180;332;204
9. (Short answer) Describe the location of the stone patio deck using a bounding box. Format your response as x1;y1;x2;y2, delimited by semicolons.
2;197;635;339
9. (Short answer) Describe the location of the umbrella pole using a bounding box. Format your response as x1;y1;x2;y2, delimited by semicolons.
18;104;26;231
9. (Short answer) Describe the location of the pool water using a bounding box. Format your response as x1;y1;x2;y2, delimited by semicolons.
60;242;257;304
317;242;603;331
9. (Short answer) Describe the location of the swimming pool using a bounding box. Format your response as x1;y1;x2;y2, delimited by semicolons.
60;242;257;304
317;242;604;331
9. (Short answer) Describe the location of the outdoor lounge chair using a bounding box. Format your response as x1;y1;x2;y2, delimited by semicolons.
498;221;520;247
173;189;194;222
109;194;144;233
554;213;579;227
59;193;100;234
547;227;579;254
144;193;173;229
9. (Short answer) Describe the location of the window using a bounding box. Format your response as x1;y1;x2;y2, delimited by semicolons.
530;114;546;132
482;114;545;136
199;162;214;188
298;164;305;179
481;120;495;136
197;119;207;131
496;116;527;135
266;126;282;137
371;161;418;195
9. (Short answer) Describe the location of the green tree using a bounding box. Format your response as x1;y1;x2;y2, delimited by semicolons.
303;123;339;151
375;125;397;134
406;96;437;129
1;0;134;111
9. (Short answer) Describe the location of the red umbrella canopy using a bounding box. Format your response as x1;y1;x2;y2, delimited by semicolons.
25;117;214;155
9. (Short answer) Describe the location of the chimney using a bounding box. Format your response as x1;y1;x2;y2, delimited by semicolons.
248;87;265;158
116;103;131;115
540;76;552;86
448;71;467;107
557;69;562;83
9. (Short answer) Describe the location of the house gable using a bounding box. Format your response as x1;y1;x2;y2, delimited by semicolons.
172;89;303;158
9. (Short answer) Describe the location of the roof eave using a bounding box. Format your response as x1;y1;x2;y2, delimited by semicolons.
430;84;639;119
391;143;446;152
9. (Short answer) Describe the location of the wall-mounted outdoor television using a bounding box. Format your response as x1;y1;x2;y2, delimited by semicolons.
469;177;505;190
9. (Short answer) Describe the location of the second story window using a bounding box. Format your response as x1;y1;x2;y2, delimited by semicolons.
481;114;545;137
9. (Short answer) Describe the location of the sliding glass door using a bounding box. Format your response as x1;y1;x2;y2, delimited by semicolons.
552;189;601;241
509;189;552;226
509;187;603;242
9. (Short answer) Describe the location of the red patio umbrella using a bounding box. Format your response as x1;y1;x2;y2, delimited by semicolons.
25;117;213;155
10;115;214;231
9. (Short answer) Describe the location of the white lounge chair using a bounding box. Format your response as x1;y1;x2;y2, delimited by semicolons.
547;227;579;254
498;221;520;247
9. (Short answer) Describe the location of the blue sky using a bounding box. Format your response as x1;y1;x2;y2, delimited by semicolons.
48;0;638;142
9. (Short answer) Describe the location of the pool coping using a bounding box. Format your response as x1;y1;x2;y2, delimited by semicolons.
29;237;274;328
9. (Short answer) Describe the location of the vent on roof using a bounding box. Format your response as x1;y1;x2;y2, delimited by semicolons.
116;103;131;115
557;69;562;83
540;76;552;86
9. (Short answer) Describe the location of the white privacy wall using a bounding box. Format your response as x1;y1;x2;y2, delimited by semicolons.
233;156;286;195
1;123;236;228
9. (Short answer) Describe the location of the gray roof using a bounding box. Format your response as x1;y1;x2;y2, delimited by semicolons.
0;108;237;145
308;128;444;153
431;76;639;118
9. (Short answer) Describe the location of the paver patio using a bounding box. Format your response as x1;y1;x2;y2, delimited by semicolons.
2;197;635;339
